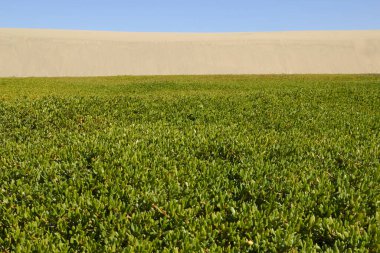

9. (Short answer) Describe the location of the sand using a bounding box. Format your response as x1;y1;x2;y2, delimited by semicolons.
0;28;379;77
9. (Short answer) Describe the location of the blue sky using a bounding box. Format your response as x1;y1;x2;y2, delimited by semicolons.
1;0;379;32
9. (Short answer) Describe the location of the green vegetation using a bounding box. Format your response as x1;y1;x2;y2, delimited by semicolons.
0;75;379;252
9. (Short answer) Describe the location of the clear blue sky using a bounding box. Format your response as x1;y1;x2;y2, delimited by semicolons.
1;0;379;32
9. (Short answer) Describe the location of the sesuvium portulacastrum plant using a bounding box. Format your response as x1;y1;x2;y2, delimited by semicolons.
0;75;379;252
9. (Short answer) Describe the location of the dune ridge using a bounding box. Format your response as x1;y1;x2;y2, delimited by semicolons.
1;28;379;77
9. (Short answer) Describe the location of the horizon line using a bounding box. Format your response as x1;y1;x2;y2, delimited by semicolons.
2;27;380;34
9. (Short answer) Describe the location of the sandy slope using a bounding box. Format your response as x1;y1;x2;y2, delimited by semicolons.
0;28;379;77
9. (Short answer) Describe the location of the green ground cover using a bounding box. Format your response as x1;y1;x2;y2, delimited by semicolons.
0;75;379;252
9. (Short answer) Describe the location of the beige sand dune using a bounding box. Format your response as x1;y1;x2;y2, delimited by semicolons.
0;28;379;77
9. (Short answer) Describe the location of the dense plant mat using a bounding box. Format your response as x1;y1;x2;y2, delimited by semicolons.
0;75;379;251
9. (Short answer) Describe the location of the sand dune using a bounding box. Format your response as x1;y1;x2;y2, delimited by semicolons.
0;28;379;77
